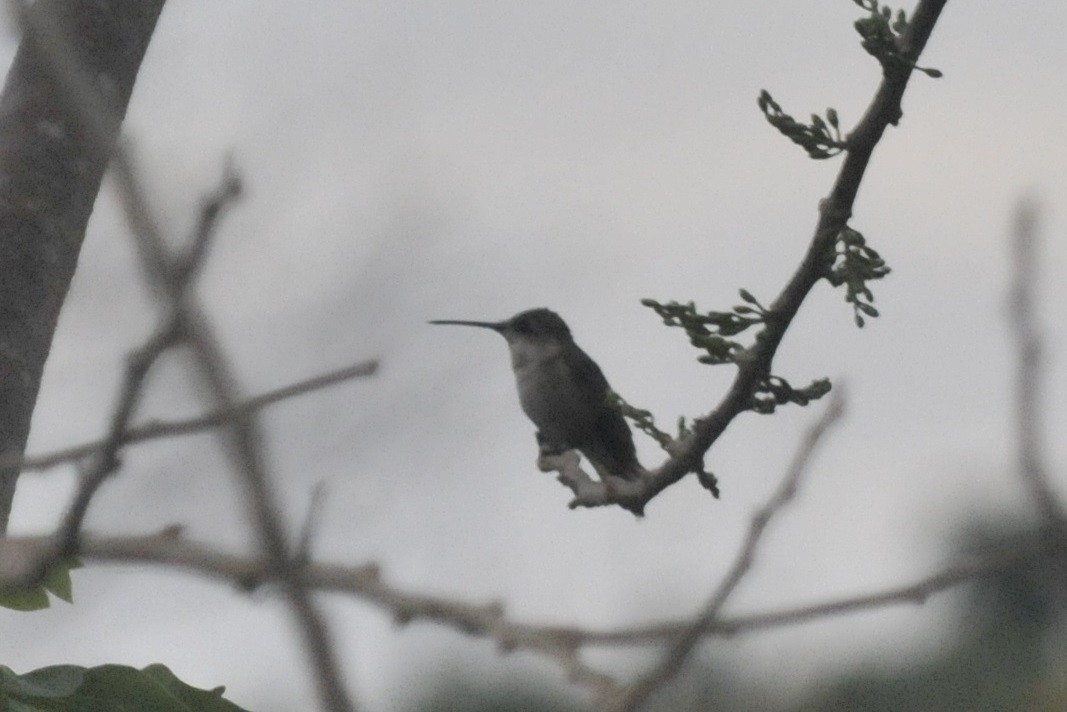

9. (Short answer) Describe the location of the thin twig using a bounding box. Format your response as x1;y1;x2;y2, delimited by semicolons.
52;322;182;558
174;162;242;284
1007;198;1064;524
15;359;378;472
583;548;1033;643
605;391;845;712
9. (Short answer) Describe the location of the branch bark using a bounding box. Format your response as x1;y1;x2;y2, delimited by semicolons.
0;524;1037;697
0;0;167;532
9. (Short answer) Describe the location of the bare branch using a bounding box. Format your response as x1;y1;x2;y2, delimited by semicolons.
0;524;1038;699
0;528;1025;640
15;359;379;473
551;0;948;513
175;161;243;284
1007;198;1064;524
605;390;845;711
584;548;1035;644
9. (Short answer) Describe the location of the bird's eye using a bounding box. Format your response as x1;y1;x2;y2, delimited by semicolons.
513;318;530;333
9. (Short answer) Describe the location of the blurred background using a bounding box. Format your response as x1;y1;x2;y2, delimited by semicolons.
2;1;1066;709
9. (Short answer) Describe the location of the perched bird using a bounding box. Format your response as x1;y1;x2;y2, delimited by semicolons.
430;308;643;480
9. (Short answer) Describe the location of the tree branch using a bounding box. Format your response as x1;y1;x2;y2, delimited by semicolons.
0;523;1038;699
13;359;378;473
552;0;949;513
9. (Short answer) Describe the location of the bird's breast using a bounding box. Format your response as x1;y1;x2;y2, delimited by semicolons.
508;339;592;438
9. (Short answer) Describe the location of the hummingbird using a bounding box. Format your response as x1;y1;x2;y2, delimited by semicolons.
430;308;643;481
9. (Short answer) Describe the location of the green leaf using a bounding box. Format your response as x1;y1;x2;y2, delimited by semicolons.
42;558;80;604
0;558;81;611
1;665;85;698
0;586;50;611
0;664;250;711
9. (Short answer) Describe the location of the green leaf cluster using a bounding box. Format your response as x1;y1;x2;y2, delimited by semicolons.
760;1;942;161
0;558;79;612
853;0;942;77
758;91;846;160
0;663;249;711
641;291;767;366
827;226;890;327
751;376;832;415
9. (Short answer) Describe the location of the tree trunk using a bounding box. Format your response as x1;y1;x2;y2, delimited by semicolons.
0;0;167;532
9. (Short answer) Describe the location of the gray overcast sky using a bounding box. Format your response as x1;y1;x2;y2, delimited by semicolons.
3;2;1067;710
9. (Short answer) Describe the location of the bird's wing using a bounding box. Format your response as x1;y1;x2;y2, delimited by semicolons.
562;344;612;410
562;345;640;477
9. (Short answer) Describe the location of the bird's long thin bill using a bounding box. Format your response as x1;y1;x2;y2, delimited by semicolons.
428;319;503;330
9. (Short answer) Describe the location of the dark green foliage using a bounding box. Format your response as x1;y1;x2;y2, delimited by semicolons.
758;92;846;160
826;226;890;327
0;663;249;711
